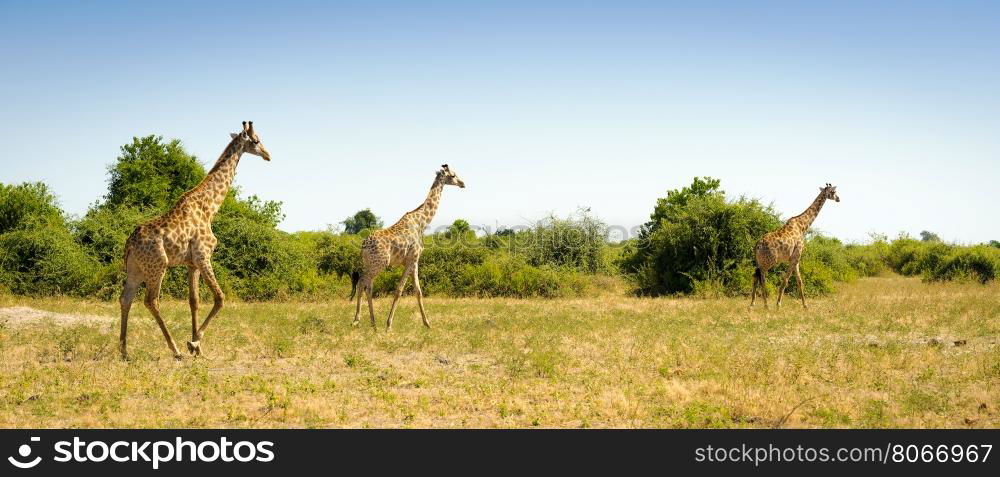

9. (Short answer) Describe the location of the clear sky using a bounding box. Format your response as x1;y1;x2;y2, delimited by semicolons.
2;1;998;243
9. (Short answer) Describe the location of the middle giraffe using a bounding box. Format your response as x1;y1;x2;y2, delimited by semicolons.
352;164;466;330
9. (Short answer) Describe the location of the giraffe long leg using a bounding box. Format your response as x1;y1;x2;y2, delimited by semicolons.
777;266;794;308
759;268;770;309
794;263;807;309
386;262;414;331
366;282;376;329
187;266;200;345
192;259;225;356
119;272;141;360
749;267;759;307
143;269;181;359
412;260;429;328
352;274;367;326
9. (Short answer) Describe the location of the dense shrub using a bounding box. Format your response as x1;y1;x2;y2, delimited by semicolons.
0;221;100;296
621;177;783;296
0;184;101;296
452;253;587;298
843;235;890;278
0;182;65;234
885;236;1000;284
315;232;364;279
413;235;490;295
517;210;615;274
929;246;999;283
73;205;150;264
103;135;205;210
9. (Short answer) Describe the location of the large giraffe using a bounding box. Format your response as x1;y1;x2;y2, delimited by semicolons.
352;164;465;330
750;183;840;309
119;121;271;359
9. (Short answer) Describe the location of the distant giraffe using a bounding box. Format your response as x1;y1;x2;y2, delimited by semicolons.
750;183;840;309
352;164;466;330
119;121;271;359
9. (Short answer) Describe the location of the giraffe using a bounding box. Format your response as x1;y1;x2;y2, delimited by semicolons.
750;183;840;309
118;121;271;360
352;164;466;330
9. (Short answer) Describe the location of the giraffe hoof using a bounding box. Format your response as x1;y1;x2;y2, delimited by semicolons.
173;353;183;361
186;340;201;356
351;321;359;327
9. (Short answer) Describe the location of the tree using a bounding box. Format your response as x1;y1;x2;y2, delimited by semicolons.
341;209;382;234
920;230;942;242
445;219;473;239
640;176;723;239
102;135;205;211
621;177;782;295
0;181;100;296
0;182;65;234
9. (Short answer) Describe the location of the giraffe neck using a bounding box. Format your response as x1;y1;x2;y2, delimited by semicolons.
412;176;444;232
788;191;827;234
196;139;245;218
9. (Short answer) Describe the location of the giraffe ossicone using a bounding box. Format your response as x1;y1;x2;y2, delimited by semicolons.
118;121;271;360
352;164;466;331
750;183;840;309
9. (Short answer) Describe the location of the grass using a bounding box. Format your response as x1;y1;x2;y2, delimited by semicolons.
0;275;996;428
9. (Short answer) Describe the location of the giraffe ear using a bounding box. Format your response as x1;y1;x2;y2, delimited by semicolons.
231;133;240;139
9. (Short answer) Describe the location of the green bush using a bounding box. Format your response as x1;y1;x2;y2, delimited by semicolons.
0;182;65;234
514;210;614;274
0;182;102;296
103;135;205;210
621;177;783;296
73;205;151;264
451;253;587;298
844;235;890;278
887;237;952;278
315;232;364;279
212;210;326;300
879;235;1000;284
929;246;999;283
0;217;101;297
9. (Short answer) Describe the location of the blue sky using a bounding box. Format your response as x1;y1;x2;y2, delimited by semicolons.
2;1;998;243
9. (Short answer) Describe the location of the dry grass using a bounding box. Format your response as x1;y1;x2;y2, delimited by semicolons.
0;275;996;428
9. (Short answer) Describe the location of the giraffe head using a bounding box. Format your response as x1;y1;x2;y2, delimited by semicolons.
437;164;465;188
821;183;840;202
230;121;271;161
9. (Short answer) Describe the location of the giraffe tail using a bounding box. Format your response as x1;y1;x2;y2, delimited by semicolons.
348;271;361;300
753;266;763;286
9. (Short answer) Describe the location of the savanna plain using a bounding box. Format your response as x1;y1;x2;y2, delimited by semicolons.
0;275;996;429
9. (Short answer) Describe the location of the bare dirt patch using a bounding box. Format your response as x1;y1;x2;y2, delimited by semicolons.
0;306;113;328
